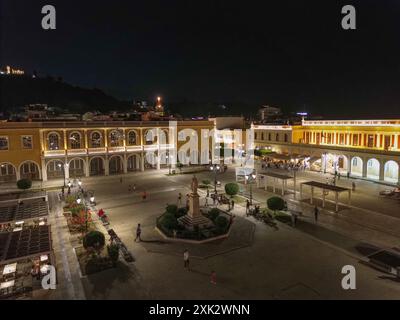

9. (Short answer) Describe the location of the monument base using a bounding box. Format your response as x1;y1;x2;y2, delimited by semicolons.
178;213;213;230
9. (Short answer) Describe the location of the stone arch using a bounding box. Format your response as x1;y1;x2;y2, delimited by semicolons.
47;131;61;150
69;131;82;149
127;154;140;172
350;156;363;177
0;162;17;182
127;130;138;145
90;130;103;148
68;157;86;178
46;159;64;180
89;156;105;176
366;158;380;180
384;160;399;183
109;155;124;175
19;160;41;180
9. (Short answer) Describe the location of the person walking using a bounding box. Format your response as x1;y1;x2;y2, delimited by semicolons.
178;193;182;205
246;199;250;215
183;249;190;270
314;206;319;223
231;199;235;210
119;177;123;184
205;197;209;207
212;194;216;206
291;212;296;227
142;191;147;201
135;223;142;242
347;171;350;179
128;184;132;192
352;182;356;192
132;184;136;192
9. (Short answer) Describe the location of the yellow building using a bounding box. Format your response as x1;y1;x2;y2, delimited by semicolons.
0;120;215;183
254;119;400;184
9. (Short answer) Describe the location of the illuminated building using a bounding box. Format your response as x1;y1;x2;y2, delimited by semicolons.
0;121;214;183
254;119;400;184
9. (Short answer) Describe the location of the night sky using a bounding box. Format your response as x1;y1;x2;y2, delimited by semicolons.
1;0;400;117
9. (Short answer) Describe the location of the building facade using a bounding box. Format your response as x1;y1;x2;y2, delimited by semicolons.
0;120;215;183
254;119;400;184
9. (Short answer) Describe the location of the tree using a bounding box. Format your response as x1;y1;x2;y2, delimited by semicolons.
107;244;120;267
17;179;32;191
83;231;105;254
225;182;239;198
160;213;179;230
267;197;285;214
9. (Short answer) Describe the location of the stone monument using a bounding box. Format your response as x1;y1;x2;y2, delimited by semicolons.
178;175;212;230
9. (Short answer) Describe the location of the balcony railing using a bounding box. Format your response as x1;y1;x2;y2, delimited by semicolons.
107;146;126;153
67;148;87;156
88;147;107;155
44;150;66;157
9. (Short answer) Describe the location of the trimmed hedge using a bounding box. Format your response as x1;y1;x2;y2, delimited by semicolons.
17;179;32;190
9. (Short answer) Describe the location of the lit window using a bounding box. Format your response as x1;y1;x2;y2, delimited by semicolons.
128;131;137;145
70;132;81;149
0;136;9;150
91;132;102;148
48;133;60;150
21;136;33;149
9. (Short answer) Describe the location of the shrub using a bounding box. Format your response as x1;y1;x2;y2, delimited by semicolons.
166;204;178;215
17;179;32;190
83;231;105;252
202;179;211;186
70;204;86;217
225;183;239;198
160;213;179;230
176;207;188;218
208;208;220;221
215;215;229;230
267;197;286;212
107;244;120;267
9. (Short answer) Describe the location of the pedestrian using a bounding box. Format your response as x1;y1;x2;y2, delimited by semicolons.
61;186;65;196
231;199;235;210
183;249;190;270
205;197;209;207
67;186;71;195
212;195;216;206
142;191;147;201
338;172;341;180
314;206;319;223
352;182;356;192
178;193;182;205
119;177;123;184
210;270;217;284
246;199;250;214
347;171;350;179
132;184;136;192
128;184;132;192
135;223;142;242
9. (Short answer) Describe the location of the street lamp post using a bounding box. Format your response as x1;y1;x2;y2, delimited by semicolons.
210;164;220;194
58;163;66;187
245;171;257;205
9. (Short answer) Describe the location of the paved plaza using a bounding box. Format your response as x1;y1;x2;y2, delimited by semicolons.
38;165;400;300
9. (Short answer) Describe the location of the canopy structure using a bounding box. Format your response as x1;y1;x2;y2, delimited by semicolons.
257;172;293;196
0;225;53;265
235;166;256;182
0;199;49;224
300;181;351;212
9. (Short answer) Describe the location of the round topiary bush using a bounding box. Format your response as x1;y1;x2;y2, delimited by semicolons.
267;196;286;212
208;208;220;221
215;215;229;230
225;183;239;198
107;244;120;267
166;204;178;215
83;230;105;252
160;213;179;230
17;179;32;190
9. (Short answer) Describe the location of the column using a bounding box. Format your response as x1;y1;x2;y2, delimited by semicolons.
105;156;109;176
64;163;70;180
281;179;285;196
347;156;352;176
140;153;145;172
41;158;47;182
379;159;385;181
362;157;368;178
85;156;89;177
123;154;128;174
136;154;140;170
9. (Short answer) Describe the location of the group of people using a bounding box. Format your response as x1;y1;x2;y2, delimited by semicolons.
261;159;308;171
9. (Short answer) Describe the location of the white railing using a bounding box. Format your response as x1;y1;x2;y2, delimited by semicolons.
67;149;87;156
44;150;66;157
88;147;107;154
107;146;126;153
